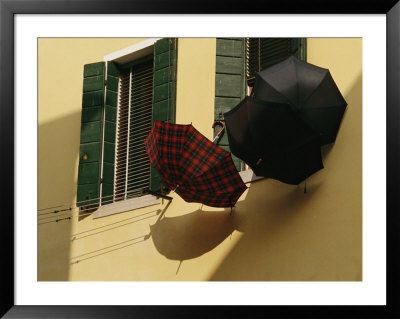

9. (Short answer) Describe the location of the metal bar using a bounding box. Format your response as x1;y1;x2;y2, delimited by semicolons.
124;67;133;200
113;72;122;203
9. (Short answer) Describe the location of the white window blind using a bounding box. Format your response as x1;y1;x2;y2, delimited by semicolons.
114;57;154;201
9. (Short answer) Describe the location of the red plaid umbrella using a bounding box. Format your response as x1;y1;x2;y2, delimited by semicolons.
144;121;247;208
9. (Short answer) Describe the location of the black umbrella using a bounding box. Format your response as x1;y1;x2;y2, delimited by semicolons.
253;56;347;145
224;96;323;185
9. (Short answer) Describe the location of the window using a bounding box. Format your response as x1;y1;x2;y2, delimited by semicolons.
214;38;306;183
76;38;177;217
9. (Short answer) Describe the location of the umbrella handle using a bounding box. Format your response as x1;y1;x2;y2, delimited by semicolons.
212;120;225;143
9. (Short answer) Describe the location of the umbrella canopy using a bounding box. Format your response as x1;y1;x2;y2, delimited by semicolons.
253;56;347;145
224;96;324;185
144;121;247;207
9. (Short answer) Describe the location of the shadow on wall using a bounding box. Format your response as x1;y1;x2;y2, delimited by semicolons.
148;180;322;271
148;73;362;281
38;111;81;281
149;207;236;261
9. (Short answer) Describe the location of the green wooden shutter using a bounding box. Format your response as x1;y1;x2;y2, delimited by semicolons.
150;38;178;192
77;62;105;207
214;38;246;172
246;38;307;85
290;38;307;60
101;62;120;205
77;61;120;207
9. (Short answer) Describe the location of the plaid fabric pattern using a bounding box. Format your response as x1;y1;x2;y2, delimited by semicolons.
144;121;247;207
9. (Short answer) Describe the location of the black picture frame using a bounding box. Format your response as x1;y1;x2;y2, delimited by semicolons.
1;0;399;318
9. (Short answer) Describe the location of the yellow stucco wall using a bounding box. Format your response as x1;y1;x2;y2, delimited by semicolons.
38;38;362;281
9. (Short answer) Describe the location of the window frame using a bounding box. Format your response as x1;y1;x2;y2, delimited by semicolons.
92;39;164;218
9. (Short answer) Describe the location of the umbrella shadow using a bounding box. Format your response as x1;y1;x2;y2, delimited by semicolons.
147;178;322;267
147;207;235;262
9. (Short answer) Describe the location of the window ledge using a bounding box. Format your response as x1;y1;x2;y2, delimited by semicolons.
92;171;261;219
239;169;264;184
93;194;161;219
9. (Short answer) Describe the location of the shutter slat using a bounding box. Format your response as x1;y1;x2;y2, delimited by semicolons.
215;74;243;97
216;56;244;74
216;38;244;57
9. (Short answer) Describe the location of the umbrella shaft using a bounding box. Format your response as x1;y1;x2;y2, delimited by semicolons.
143;189;173;201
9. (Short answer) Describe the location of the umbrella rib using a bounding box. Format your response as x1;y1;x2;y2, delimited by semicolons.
295;59;300;108
299;70;330;108
177;185;245;197
299;104;347;110
261;60;299;108
257;78;294;107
